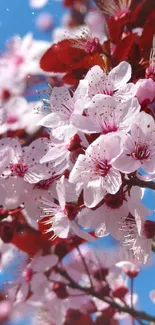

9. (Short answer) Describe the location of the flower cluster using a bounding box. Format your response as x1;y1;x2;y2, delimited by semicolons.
0;0;155;324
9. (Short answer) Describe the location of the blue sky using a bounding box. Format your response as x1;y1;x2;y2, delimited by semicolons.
0;0;155;324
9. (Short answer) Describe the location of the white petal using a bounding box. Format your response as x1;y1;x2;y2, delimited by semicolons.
109;61;131;89
38;113;66;128
31;273;48;294
84;178;106;208
56;176;66;208
32;255;58;272
16;283;29;303
71;221;96;242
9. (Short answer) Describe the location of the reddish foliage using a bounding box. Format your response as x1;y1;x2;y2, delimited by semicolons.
113;33;137;64
40;39;104;84
139;12;155;57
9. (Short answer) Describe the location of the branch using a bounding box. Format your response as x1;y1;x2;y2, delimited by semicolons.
124;177;155;191
57;268;155;323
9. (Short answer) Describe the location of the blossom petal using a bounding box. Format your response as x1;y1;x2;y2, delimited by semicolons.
109;61;131;89
32;255;58;272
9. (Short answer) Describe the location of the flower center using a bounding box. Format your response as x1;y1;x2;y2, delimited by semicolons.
10;163;28;177
64;204;77;221
6;116;18;124
95;159;111;177
13;55;24;67
101;121;118;134
104;191;125;209
22;267;33;283
84;37;99;54
131;144;151;160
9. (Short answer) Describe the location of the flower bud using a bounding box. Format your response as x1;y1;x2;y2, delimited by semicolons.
135;78;155;106
53;283;68;299
146;65;155;82
112;286;128;299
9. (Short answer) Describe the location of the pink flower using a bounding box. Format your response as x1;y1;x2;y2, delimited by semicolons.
72;95;140;134
38;84;88;140
83;62;135;104
0;97;44;134
9;251;58;305
2;138;55;184
113;112;155;174
1;33;51;78
69;134;122;208
39;176;95;241
135;78;155;106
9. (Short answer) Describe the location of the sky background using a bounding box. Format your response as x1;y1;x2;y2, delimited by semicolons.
0;0;155;324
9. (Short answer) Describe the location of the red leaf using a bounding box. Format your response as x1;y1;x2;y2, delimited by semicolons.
131;0;147;24
108;17;124;44
11;230;50;256
139;12;155;56
40;43;68;73
131;0;155;27
113;33;137;64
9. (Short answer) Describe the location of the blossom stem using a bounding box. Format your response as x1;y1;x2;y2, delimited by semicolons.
124;177;155;191
130;278;135;325
76;246;94;289
57;268;155;323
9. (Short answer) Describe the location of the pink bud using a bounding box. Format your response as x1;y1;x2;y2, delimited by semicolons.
35;12;54;32
135;78;155;106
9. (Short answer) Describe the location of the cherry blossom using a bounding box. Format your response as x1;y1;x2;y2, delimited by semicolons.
39;176;95;241
38;84;88;140
82;62;135;104
0;34;51;79
8;251;58;305
69;134;122;208
1;138;55;184
0;1;155;323
0;97;44;135
113;111;155;174
72;95;140;134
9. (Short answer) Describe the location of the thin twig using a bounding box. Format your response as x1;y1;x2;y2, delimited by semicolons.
125;177;155;191
76;246;94;289
56;268;155;323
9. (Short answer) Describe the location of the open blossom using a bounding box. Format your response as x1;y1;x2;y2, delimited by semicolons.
8;251;58;305
38;84;88;140
82;62;135;104
69;134;122;208
1;138;55;184
78;186;151;243
113;111;155;174
0;33;51;79
72;95;140;134
39;176;95;241
0;97;44;135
